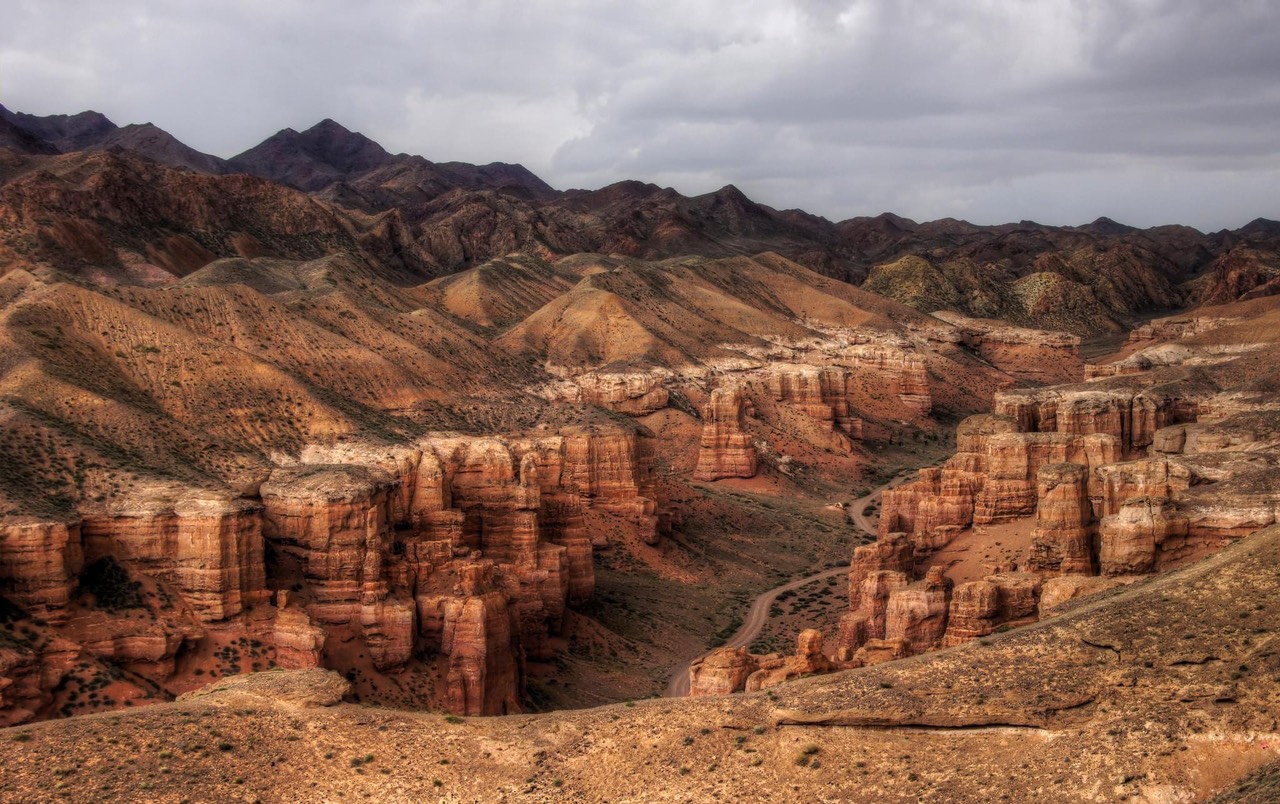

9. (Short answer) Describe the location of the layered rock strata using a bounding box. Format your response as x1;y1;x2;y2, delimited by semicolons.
693;386;758;481
0;518;83;624
766;367;863;440
0;422;662;723
1028;463;1095;575
879;413;1120;556
688;629;836;697
81;488;269;623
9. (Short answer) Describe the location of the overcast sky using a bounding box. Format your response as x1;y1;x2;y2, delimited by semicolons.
3;0;1278;230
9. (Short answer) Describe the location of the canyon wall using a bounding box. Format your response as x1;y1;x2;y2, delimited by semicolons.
0;423;660;723
831;361;1280;674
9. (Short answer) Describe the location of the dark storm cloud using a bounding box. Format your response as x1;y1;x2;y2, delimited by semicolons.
2;0;1277;229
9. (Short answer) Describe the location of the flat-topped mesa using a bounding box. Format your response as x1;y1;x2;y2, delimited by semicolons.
442;561;522;716
878;414;1019;548
693;385;759;481
1127;313;1236;344
1028;463;1095;575
1083;344;1203;380
0;518;83;625
1093;409;1280;560
80;488;269;623
973;431;1121;525
766;367;863;440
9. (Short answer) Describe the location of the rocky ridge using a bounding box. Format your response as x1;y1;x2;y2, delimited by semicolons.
4;108;1280;336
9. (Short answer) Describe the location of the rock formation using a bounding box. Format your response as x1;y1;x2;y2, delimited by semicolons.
557;372;670;416
1099;496;1191;575
882;566;953;655
1028;463;1095;575
693;386;759;481
846;533;913;609
442;562;522;716
767;367;863;440
0;518;83;624
0;418;665;723
744;629;835;692
687;646;758;697
689;630;836;697
832;570;908;659
879;412;1121;556
76;489;268;624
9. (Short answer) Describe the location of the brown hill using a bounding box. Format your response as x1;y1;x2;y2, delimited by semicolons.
6;106;1280;335
0;149;432;284
0;106;230;174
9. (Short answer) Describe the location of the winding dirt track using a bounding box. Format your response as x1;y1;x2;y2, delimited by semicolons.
664;473;909;698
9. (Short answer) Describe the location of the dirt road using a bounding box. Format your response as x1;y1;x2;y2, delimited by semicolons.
664;473;908;698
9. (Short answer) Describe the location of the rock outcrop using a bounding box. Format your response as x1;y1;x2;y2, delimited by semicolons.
81;489;268;623
766;367;863;440
930;311;1084;385
693;386;758;481
689;630;836;697
882;566;952;654
860;350;932;417
1099;496;1191;576
0;518;83;624
442;562;523;716
556;371;670;416
832;570;908;659
1028;463;1095;575
744;629;835;692
879;413;1120;556
687;646;758;698
846;533;913;609
0;419;666;723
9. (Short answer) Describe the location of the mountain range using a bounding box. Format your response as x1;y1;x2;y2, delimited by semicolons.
3;104;1277;335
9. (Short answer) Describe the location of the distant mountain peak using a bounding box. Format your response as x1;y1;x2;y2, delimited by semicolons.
1077;216;1137;235
229;118;391;190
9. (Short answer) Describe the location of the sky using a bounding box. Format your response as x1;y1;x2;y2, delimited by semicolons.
3;0;1278;230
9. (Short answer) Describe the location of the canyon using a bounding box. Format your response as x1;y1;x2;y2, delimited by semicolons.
1;105;1279;801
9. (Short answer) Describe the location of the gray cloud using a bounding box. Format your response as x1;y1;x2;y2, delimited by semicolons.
2;0;1277;229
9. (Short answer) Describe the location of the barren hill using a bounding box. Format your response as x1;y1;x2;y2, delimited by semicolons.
5;106;1279;335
